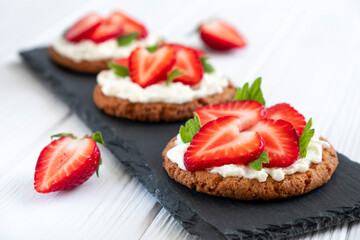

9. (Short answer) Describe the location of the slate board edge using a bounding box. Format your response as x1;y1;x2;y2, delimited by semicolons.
19;48;360;240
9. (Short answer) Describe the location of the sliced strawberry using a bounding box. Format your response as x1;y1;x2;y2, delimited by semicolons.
165;43;206;57
199;19;246;50
184;116;264;171
267;103;306;136
129;46;176;88
168;46;203;85
112;57;129;67
108;10;148;38
84;18;123;43
34;133;104;193
195;100;267;129
65;13;102;42
248;119;299;168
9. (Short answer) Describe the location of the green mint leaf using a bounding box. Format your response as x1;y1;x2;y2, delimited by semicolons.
146;43;159;53
249;152;269;171
90;131;106;148
166;69;184;86
179;113;201;143
299;118;315;158
51;133;75;139
200;56;215;73
117;32;139;46
233;77;265;105
108;62;129;77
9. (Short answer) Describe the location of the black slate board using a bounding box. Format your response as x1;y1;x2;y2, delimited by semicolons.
20;47;360;240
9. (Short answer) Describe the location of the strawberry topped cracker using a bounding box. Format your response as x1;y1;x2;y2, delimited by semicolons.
163;77;338;200
93;43;236;122
49;10;161;73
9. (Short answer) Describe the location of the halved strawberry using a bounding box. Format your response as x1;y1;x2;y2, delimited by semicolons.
199;19;246;50
65;13;102;42
184;116;264;171
248;119;299;168
165;43;206;57
195;100;267;129
267;103;306;136
168;46;203;85
34;132;105;193
108;10;148;38
84;19;123;43
129;46;176;88
112;57;129;67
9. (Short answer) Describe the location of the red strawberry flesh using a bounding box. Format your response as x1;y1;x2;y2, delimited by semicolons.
34;137;100;193
129;46;176;88
108;10;148;38
65;13;102;42
165;43;206;57
170;46;203;85
84;19;123;43
248;119;299;168
195;100;267;129
199;20;246;50
267;103;306;135
184;116;264;171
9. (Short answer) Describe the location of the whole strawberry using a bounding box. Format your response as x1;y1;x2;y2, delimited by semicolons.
198;19;246;50
34;132;105;193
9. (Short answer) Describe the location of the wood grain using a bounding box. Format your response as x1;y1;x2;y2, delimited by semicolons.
1;0;359;239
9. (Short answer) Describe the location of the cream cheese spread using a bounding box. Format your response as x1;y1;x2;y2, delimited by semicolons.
52;32;161;62
97;70;229;104
166;132;330;182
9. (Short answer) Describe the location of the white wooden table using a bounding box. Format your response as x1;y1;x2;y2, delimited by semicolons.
1;0;360;239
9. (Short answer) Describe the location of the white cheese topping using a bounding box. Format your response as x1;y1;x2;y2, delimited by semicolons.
51;32;161;62
166;132;330;182
97;70;229;104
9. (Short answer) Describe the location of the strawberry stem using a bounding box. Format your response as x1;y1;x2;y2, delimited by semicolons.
96;157;102;177
51;133;76;140
89;131;105;177
89;131;106;147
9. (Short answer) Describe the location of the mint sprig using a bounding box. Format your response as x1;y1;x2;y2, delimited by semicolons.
117;32;139;46
179;113;201;143
233;77;265;105
166;69;184;86
146;43;159;53
200;56;215;73
108;62;129;77
249;152;269;171
299;118;315;158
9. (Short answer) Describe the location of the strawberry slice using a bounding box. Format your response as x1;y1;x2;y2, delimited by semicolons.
129;46;176;88
34;132;105;193
195;100;267;129
165;43;206;57
65;13;102;42
168;46;204;85
108;10;148;38
184;116;264;171
199;19;246;50
84;18;123;43
248;119;299;168
112;57;129;67
267;103;306;136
